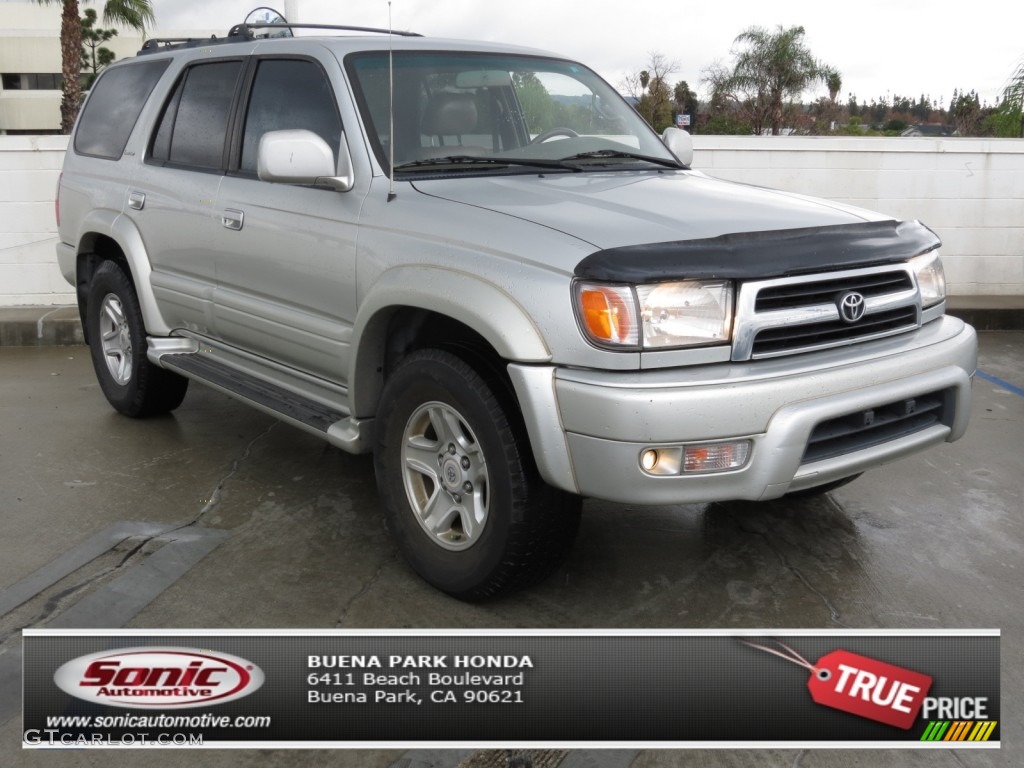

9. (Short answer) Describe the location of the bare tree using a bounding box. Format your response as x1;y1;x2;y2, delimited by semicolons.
622;53;679;131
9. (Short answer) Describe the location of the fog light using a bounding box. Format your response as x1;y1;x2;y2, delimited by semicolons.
638;446;682;475
641;449;658;471
683;441;751;473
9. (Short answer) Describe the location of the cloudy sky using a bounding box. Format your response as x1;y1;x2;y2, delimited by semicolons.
150;0;1020;108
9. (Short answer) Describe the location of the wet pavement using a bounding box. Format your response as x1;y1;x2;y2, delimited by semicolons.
1;332;1021;767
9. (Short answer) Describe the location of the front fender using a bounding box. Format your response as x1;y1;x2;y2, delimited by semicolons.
349;265;551;417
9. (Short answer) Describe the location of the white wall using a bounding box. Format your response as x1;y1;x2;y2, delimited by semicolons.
693;136;1024;297
0;135;1022;306
0;135;67;306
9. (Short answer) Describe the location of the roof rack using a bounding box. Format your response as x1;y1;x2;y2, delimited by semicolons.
138;36;227;55
138;22;421;56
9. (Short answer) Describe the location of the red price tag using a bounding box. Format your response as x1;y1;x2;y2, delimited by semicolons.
808;649;932;729
743;640;934;731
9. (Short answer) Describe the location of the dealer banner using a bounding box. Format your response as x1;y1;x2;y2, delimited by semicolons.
22;629;999;748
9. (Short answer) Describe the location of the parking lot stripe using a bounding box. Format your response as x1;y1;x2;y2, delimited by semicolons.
976;369;1024;398
0;523;229;727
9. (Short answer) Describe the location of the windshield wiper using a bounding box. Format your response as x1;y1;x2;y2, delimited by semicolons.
394;155;574;172
558;150;684;170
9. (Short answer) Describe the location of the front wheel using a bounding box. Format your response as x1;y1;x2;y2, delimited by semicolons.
374;349;580;600
85;260;189;417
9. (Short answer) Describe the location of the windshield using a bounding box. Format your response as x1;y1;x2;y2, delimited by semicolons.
346;51;682;174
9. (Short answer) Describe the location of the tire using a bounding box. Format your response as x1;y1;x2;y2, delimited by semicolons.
785;473;863;499
374;348;581;600
85;260;189;418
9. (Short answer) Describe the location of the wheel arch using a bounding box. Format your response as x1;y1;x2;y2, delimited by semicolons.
349;267;550;419
74;211;173;341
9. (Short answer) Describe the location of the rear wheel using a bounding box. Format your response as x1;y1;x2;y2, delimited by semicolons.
374;348;580;600
85;260;188;417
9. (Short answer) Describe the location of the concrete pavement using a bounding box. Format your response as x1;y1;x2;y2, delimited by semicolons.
1;333;1021;767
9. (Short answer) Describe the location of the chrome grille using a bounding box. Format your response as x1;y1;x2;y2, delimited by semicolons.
752;306;918;357
755;272;913;312
732;264;921;361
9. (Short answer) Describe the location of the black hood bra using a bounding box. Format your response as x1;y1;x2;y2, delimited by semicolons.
574;219;941;282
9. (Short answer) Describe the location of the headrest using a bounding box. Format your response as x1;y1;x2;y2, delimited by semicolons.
421;92;478;136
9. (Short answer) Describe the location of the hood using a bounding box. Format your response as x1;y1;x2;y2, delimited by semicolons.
411;170;889;250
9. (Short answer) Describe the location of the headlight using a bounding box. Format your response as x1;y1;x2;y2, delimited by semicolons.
637;280;733;347
910;251;946;308
575;280;733;349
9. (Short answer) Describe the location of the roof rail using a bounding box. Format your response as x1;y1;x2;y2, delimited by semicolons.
228;22;422;39
137;22;421;55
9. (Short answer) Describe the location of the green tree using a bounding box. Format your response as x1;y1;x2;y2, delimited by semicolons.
702;113;752;135
704;25;834;135
639;74;675;132
513;72;556;132
950;88;982;135
80;8;118;89
673;80;699;130
35;0;155;133
910;94;932;122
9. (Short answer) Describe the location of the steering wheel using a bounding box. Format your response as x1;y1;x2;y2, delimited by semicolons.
528;127;579;144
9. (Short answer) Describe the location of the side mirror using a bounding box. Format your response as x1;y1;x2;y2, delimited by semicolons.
257;129;354;192
661;127;693;167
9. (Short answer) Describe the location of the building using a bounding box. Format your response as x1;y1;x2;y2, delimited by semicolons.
900;123;954;138
0;1;201;134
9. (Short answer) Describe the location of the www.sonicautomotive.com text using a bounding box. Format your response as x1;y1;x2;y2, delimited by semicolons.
25;713;271;746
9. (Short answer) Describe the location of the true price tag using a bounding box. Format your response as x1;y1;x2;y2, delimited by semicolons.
744;641;933;730
809;649;932;729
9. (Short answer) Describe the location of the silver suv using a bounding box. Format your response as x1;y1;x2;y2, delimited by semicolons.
57;19;977;599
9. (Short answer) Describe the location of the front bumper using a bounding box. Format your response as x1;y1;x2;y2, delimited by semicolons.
509;315;977;503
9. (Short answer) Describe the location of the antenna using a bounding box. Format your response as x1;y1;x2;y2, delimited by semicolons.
387;0;396;202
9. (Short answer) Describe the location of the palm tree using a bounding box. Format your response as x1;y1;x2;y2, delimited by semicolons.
36;0;155;133
825;68;842;105
731;25;830;135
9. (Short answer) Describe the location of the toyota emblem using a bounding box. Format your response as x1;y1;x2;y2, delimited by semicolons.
837;291;866;323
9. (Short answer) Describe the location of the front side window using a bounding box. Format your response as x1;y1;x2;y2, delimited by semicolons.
150;60;243;169
239;59;342;174
346;51;681;175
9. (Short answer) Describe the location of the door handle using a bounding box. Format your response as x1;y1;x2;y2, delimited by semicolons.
221;209;244;231
128;191;145;210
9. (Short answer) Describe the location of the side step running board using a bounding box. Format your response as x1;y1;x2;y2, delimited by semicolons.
160;352;371;452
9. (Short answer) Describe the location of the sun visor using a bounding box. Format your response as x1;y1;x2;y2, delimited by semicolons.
454;70;513;88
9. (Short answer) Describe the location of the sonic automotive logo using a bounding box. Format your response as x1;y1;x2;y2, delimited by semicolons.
54;648;265;708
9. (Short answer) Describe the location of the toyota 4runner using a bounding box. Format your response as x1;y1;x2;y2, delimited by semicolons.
56;18;978;599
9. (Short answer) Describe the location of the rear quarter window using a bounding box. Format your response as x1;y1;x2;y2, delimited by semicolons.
74;59;170;160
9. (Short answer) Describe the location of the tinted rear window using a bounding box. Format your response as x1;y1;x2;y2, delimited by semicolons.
74;60;170;160
149;60;243;170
